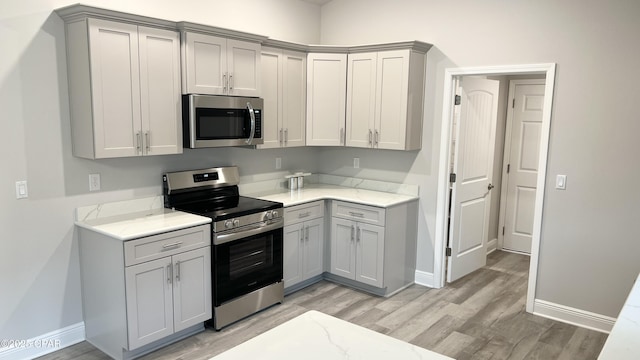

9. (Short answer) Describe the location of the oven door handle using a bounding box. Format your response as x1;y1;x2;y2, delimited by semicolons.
214;218;283;245
246;102;256;145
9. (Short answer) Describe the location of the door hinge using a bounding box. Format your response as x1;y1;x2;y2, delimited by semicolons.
454;95;461;105
446;247;452;256
449;173;456;183
507;164;510;174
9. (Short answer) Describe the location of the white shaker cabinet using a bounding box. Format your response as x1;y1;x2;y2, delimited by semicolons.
182;32;261;97
64;18;182;159
330;204;385;288
346;49;425;150
78;224;211;359
125;246;211;349
329;200;418;295
283;201;325;291
259;47;306;149
306;53;347;146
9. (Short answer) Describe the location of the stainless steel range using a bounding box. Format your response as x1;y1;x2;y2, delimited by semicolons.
163;166;284;330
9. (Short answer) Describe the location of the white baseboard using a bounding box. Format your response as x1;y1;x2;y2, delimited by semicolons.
533;299;615;334
0;322;85;360
487;237;498;254
414;270;435;288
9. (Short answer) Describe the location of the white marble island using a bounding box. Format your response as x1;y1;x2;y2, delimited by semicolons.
210;311;454;360
598;272;640;359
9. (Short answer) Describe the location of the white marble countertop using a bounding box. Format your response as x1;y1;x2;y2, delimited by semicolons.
210;310;453;360
598;272;640;359
75;208;211;241
251;184;419;208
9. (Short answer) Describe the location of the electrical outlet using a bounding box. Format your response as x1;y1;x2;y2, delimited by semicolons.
353;158;360;169
15;180;28;199
275;157;282;170
89;173;101;191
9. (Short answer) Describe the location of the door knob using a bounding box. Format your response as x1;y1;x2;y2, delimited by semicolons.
488;183;495;191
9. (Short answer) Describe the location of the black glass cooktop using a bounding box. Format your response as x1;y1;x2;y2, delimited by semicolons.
175;196;282;221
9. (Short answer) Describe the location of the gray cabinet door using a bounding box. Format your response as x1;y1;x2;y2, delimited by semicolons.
355;223;384;287
303;217;324;280
330;217;356;280
125;257;174;349
172;247;212;332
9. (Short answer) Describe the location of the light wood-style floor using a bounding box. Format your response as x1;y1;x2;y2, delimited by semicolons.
38;251;608;360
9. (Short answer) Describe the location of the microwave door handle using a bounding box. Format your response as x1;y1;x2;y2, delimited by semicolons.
246;102;256;145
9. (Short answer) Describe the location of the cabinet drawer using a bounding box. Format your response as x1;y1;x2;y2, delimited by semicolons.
331;201;385;226
284;200;324;226
124;225;211;266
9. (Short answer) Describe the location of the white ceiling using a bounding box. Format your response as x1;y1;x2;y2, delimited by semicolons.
300;0;333;6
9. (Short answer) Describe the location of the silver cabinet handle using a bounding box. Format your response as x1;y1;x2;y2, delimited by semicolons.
351;225;355;241
279;128;283;145
223;73;228;94
298;211;310;218
167;264;172;284
357;226;361;242
246;102;256;145
374;130;379;147
145;132;150;153
229;73;233;91
368;129;373;146
136;132;142;154
349;211;364;218
175;261;180;281
284;128;288;145
305;226;309;241
162;241;183;249
301;225;305;242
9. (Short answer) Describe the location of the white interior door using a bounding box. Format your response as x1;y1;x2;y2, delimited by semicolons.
501;80;546;253
447;76;500;282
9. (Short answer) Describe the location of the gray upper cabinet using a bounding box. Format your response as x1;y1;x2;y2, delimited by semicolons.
63;17;182;159
346;48;427;151
182;32;261;97
259;46;307;149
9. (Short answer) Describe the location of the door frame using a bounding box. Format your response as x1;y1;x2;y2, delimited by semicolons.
434;63;556;313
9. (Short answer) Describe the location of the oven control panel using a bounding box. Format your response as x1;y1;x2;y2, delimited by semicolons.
215;209;282;232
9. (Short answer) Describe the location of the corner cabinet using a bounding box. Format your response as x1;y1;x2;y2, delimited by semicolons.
329;200;418;296
181;31;261;97
63;17;182;159
306;53;347;146
77;224;211;360
346;49;426;150
283;201;325;292
259;47;307;149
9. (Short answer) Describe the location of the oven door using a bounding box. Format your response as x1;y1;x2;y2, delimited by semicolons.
213;223;283;306
184;94;263;148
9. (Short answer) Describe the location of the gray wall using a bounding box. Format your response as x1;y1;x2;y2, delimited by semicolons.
0;0;321;342
319;0;640;317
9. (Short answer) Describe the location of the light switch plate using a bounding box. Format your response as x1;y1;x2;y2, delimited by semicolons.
353;158;360;169
275;157;282;170
15;180;28;199
556;175;567;190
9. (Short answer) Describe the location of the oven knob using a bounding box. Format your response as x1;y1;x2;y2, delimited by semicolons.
233;219;240;227
224;220;233;229
265;211;273;220
272;210;279;218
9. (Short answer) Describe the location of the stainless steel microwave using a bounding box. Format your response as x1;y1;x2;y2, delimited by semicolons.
183;94;263;148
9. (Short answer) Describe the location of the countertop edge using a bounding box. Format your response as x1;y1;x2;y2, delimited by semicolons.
75;211;212;241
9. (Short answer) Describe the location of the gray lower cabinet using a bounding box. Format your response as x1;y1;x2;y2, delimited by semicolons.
283;201;325;290
329;200;418;296
78;224;211;360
